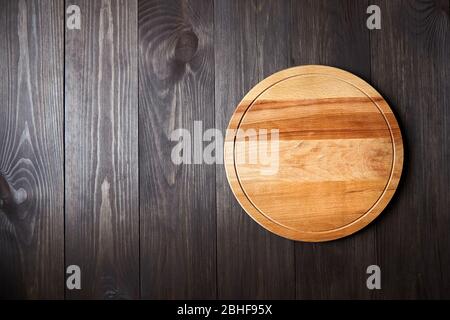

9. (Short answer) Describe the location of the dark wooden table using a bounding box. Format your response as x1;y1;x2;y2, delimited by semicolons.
0;0;449;299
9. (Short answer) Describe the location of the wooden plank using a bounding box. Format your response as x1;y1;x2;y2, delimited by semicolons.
370;0;450;298
138;0;216;299
0;0;64;299
215;0;295;299
291;0;377;299
65;0;139;299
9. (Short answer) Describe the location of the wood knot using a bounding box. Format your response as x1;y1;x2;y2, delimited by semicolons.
174;30;198;63
0;173;34;244
0;174;28;214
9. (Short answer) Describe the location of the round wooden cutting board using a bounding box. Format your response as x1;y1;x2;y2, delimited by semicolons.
224;65;403;242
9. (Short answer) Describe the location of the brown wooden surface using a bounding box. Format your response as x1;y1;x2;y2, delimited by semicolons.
139;0;217;299
0;0;64;299
0;0;449;299
225;65;403;242
65;0;139;299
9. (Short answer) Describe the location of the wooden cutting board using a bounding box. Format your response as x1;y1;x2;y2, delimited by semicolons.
224;65;403;242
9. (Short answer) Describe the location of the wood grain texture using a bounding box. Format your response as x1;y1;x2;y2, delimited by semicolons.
225;65;403;242
370;0;450;299
65;0;139;299
0;0;448;300
290;0;381;299
139;0;216;299
215;0;295;299
0;0;64;299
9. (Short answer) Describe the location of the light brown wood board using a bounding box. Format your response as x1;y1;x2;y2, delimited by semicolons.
224;65;403;242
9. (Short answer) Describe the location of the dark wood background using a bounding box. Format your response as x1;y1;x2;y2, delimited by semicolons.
0;0;449;299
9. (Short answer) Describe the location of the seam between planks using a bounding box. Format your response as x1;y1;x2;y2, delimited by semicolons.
137;0;141;300
63;0;66;300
